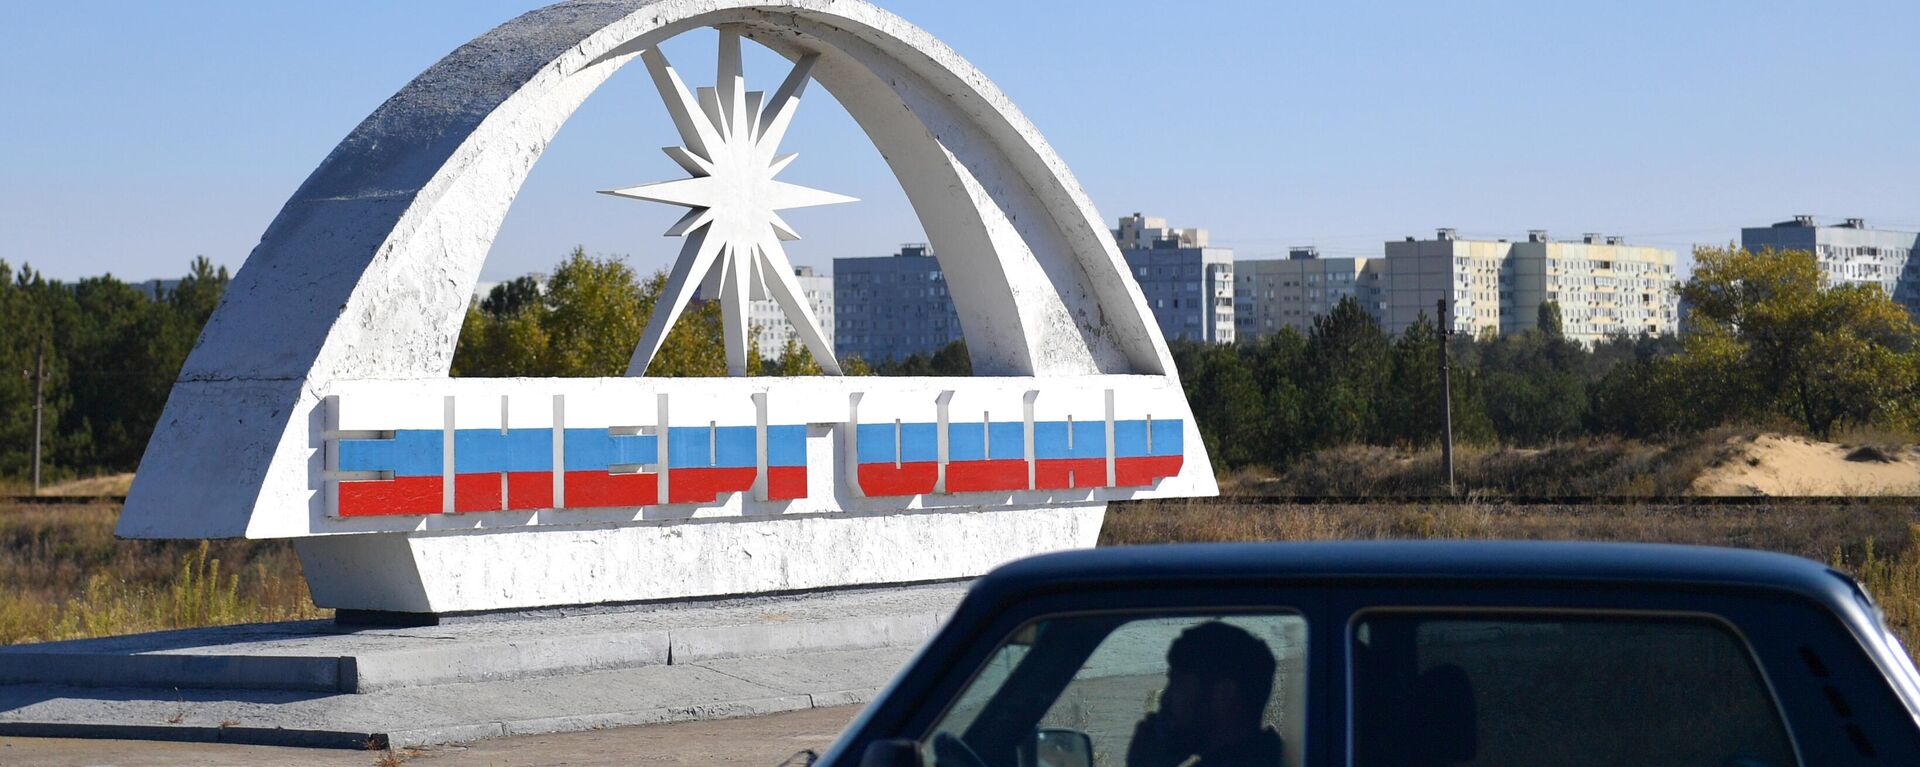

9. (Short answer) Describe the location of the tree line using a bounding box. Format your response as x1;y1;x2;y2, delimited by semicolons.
3;245;1914;482
1178;245;1920;469
0;257;229;481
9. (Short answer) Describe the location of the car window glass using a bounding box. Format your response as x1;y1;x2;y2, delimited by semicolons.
1351;612;1797;767
925;612;1306;767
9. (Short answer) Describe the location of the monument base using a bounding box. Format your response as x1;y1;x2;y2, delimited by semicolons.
0;582;964;748
294;504;1104;614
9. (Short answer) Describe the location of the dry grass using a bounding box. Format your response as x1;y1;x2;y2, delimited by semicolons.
1104;498;1920;666
1247;428;1756;498
0;472;135;497
37;473;136;497
1833;525;1920;666
1834;423;1920;456
0;503;326;645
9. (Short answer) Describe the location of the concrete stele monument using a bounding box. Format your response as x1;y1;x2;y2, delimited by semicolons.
118;0;1216;617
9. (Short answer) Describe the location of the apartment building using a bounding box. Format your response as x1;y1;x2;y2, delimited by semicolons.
1113;213;1236;344
1234;247;1388;339
1509;231;1677;340
1741;215;1920;319
746;265;834;354
1385;228;1677;344
832;243;963;363
1384;229;1513;337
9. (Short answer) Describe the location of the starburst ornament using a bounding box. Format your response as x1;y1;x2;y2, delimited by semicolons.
603;32;853;377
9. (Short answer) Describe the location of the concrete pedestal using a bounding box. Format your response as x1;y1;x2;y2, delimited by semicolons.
0;583;965;748
294;504;1103;615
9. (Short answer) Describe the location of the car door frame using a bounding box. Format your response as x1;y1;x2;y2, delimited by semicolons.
1323;580;1920;766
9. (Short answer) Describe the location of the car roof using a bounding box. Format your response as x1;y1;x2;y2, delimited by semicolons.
974;540;1864;612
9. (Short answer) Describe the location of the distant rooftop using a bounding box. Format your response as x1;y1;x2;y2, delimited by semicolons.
1408;228;1630;246
1765;214;1905;231
1114;212;1210;250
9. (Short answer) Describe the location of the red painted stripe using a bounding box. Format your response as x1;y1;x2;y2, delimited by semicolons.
858;462;939;497
1114;455;1184;487
1033;458;1108;490
767;465;807;500
946;459;1030;493
668;466;758;504
338;476;441;516
505;471;552;511
564;471;658;508
453;473;501;512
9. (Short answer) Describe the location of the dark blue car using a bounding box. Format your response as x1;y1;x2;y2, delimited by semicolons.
827;541;1920;767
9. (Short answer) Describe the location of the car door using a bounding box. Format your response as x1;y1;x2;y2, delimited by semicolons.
1330;583;1920;766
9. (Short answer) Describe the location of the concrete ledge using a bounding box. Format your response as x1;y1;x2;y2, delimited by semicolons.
809;688;882;708
0;652;345;693
671;612;944;663
0;583;964;694
0;647;915;749
383;722;507;749
349;629;673;692
489;694;815;742
0;722;382;750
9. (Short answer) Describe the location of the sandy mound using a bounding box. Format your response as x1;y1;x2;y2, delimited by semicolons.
39;473;135;496
1692;435;1920;496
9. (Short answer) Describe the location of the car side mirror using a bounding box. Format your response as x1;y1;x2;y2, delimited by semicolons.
1035;728;1094;767
860;738;925;767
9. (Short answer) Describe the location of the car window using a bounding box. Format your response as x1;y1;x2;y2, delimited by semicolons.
925;612;1307;767
1351;612;1797;767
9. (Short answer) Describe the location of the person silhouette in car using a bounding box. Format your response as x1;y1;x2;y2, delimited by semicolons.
1126;621;1284;767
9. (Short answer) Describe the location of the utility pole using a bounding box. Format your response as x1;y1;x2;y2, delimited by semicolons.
30;339;45;496
1437;299;1456;497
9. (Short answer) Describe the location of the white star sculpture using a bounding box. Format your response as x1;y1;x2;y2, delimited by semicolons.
603;32;853;377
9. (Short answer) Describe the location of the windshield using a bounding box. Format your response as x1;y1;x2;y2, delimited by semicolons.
922;611;1307;767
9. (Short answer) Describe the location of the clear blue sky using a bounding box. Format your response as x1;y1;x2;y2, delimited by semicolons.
5;1;1918;282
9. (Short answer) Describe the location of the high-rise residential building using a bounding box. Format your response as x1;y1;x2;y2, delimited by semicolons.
1113;213;1235;344
1509;231;1677;340
1384;229;1516;338
833;215;1239;364
1385;228;1677;344
833;243;962;364
1740;215;1920;319
1234;247;1388;339
746;265;834;355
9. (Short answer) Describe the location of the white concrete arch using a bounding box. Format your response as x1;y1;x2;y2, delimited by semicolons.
120;0;1195;541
